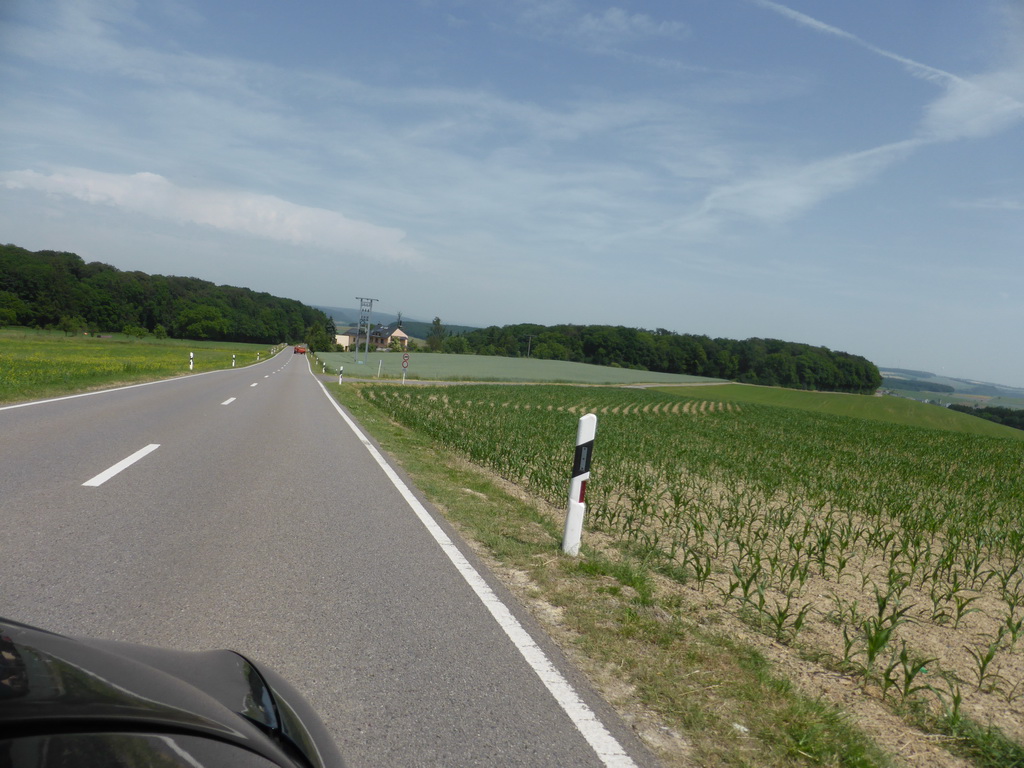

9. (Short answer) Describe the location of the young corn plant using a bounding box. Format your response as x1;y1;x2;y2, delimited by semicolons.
1003;678;1024;705
825;591;862;628
860;588;915;679
896;641;937;706
841;625;861;669
941;680;965;730
761;593;813;643
862;615;898;678
964;636;1006;693
686;549;714;590
928;583;953;625
1001;606;1024;648
950;593;982;629
878;652;902;701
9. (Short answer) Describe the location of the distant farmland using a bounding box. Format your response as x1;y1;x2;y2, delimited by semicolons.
316;350;724;385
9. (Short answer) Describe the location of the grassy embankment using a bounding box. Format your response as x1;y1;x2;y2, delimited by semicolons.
0;327;280;404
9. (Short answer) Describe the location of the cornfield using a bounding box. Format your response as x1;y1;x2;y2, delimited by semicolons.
357;383;1024;747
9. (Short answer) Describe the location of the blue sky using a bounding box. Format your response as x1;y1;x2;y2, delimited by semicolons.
2;1;1023;385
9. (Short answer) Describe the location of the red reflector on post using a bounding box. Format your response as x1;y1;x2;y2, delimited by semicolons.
578;480;587;503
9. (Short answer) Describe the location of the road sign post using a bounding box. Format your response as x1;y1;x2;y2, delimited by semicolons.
562;414;597;556
402;353;409;384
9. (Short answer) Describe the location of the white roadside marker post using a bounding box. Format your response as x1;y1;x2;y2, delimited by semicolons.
232;354;236;368
189;351;194;372
562;413;597;556
338;366;344;384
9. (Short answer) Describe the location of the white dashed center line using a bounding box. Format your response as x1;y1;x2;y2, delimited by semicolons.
83;444;160;487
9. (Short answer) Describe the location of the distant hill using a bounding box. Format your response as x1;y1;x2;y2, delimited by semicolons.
880;367;1024;401
312;305;478;340
881;377;955;394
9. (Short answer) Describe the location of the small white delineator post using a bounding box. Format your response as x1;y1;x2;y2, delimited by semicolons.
189;351;194;371
338;366;344;384
562;413;597;556
232;354;236;368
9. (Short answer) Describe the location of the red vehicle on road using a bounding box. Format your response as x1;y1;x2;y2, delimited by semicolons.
294;345;307;354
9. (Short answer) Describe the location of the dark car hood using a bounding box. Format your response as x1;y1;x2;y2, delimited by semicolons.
0;618;343;767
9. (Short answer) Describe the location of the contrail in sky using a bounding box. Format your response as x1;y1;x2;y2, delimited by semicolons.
749;0;964;87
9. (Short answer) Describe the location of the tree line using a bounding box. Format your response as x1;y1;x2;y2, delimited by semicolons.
0;244;331;347
430;322;880;394
948;404;1024;432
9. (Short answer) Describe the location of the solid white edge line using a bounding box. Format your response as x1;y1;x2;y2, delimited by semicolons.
309;372;639;768
83;444;160;487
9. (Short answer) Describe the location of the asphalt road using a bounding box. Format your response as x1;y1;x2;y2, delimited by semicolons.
0;350;657;768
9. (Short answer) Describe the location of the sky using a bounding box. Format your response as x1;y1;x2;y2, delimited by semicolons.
2;1;1023;386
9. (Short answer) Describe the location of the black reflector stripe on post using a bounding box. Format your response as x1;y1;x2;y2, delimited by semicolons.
572;440;594;477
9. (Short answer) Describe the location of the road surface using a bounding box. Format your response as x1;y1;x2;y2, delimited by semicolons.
0;350;657;768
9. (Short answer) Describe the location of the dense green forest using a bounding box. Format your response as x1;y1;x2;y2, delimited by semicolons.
0;244;332;348
949;404;1024;431
438;322;881;394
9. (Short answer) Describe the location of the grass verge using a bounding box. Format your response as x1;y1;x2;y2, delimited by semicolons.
0;328;282;404
327;381;893;768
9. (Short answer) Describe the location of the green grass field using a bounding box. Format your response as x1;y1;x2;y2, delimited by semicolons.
0;328;280;403
317;350;725;384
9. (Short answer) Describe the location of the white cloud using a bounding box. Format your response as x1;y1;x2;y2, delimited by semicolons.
575;8;687;45
1;168;421;263
686;140;921;227
952;197;1024;211
749;0;957;87
721;0;1024;235
509;0;688;58
751;0;1024;143
920;69;1024;141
